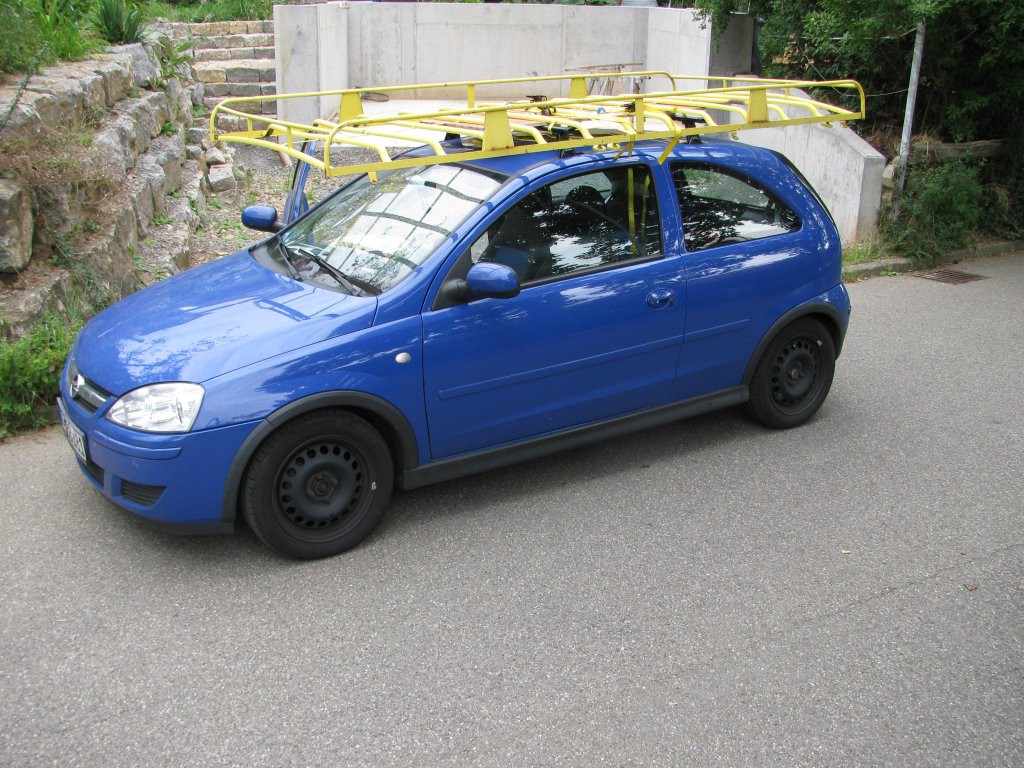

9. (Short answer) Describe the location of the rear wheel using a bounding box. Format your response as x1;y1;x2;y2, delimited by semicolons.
745;318;836;429
242;409;393;559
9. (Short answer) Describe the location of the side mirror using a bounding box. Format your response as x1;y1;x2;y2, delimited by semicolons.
465;262;521;300
241;205;281;232
438;261;522;306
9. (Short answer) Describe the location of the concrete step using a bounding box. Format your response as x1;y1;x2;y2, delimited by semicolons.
194;46;275;62
193;60;276;85
192;32;274;50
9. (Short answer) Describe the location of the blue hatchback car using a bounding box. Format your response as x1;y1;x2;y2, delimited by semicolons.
58;136;850;558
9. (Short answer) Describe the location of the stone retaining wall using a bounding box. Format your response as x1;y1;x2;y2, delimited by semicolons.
0;43;213;340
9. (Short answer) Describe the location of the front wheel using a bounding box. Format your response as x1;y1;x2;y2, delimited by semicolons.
745;318;836;429
242;409;393;559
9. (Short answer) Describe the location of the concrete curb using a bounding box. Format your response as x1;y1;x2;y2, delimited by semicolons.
842;239;1024;281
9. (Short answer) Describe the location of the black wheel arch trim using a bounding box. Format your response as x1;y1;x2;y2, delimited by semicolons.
220;391;419;523
742;301;846;386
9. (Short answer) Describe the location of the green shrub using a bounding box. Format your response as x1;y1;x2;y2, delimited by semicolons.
93;0;145;44
31;0;100;62
0;313;83;438
983;118;1024;239
1;0;101;73
0;1;43;73
883;160;984;265
153;36;193;85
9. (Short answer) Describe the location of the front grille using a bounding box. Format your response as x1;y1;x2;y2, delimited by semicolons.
121;481;165;507
82;458;105;486
70;371;112;414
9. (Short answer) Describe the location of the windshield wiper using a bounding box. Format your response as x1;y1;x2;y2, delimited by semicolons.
272;239;303;282
285;243;381;296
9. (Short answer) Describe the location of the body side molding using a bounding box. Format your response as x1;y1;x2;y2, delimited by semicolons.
401;386;747;490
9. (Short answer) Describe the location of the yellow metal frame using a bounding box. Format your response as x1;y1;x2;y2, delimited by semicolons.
210;73;865;178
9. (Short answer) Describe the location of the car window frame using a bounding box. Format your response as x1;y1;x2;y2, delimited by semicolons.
431;160;667;311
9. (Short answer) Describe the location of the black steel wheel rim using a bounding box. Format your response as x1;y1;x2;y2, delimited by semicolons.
274;438;367;539
769;336;821;412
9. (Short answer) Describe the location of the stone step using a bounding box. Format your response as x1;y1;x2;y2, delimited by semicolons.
136;188;199;283
180;20;273;36
103;90;173;171
0;266;81;341
194;46;275;62
124;130;188;240
192;32;274;50
204;95;277;115
193;60;276;85
209;113;278;132
203;82;276;98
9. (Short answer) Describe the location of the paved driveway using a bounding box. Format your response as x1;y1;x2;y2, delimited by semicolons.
1;254;1021;767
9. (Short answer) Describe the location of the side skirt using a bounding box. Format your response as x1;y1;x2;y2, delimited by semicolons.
400;385;748;490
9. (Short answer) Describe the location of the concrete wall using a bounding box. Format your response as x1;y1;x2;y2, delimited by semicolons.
644;8;713;91
709;13;754;76
274;4;880;243
275;3;325;126
730;89;884;245
280;2;743;103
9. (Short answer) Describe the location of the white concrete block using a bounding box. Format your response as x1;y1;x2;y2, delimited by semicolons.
275;4;321;127
317;1;349;119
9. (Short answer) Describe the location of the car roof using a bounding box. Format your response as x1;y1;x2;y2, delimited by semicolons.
450;136;777;178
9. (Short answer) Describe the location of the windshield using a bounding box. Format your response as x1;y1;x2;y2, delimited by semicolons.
276;163;503;294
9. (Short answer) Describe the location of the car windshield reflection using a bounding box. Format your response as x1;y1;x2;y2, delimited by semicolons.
280;164;502;294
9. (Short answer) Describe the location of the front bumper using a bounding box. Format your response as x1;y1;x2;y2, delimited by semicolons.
57;383;261;531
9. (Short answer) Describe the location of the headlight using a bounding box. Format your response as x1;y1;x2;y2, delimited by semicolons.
106;383;205;433
65;355;78;393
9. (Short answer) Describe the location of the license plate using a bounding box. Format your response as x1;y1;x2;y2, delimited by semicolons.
57;398;88;464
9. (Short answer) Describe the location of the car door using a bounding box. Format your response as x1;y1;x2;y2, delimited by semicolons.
421;161;687;460
670;160;820;399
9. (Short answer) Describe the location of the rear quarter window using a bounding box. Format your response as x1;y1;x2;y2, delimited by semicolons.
671;164;801;252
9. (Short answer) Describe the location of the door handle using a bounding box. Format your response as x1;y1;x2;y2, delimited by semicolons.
646;288;675;309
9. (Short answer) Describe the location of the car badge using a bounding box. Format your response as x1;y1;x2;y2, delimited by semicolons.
71;373;84;399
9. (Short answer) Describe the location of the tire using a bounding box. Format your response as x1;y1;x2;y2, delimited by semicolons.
242;409;393;559
745;317;836;429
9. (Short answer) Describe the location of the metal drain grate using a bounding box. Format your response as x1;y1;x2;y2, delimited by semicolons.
917;268;987;284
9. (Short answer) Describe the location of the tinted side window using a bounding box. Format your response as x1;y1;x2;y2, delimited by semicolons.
473;165;662;284
672;164;800;252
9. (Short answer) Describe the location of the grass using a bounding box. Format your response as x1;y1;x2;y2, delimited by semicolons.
0;313;83;438
842;241;888;268
0;112;109;217
140;0;271;22
1;0;103;74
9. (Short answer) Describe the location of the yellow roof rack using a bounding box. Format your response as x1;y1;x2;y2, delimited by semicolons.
210;73;865;178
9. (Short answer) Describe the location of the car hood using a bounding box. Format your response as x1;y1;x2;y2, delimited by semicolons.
75;251;376;394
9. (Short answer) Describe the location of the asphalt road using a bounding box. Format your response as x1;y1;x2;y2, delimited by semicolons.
1;255;1022;767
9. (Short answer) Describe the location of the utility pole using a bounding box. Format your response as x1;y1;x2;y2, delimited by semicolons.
892;21;926;218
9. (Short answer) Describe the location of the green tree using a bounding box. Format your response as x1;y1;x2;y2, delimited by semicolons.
695;0;1024;142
